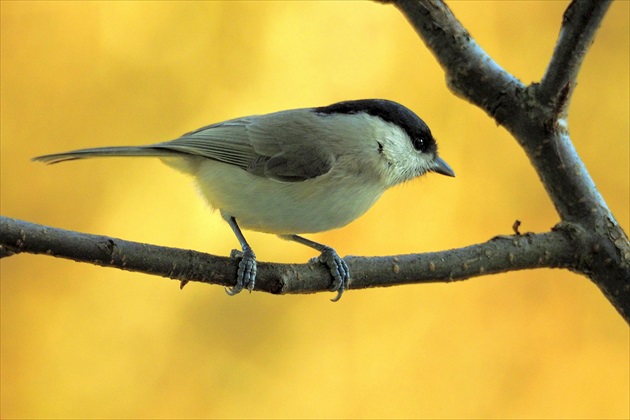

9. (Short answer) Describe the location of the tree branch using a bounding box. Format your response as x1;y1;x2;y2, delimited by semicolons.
384;0;525;126
1;216;577;295
538;0;613;114
3;1;628;323
387;0;629;322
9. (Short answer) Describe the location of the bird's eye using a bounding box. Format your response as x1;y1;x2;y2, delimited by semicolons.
412;138;425;151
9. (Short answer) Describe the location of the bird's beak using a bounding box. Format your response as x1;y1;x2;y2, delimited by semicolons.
432;157;455;177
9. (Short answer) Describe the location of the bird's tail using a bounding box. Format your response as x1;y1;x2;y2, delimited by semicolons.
32;146;183;164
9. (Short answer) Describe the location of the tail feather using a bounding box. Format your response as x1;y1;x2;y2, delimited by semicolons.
32;146;184;164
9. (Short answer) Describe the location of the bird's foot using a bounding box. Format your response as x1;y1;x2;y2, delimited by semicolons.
312;246;350;302
226;246;257;295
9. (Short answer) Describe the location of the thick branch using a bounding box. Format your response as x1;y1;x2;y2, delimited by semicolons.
388;0;525;128
1;216;577;296
387;0;629;322
389;0;622;225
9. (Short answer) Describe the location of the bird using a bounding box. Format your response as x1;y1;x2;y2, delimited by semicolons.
33;99;455;301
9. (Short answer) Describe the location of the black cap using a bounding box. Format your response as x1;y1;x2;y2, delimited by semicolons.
316;99;436;154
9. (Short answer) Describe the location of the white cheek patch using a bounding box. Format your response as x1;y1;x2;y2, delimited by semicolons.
375;120;436;186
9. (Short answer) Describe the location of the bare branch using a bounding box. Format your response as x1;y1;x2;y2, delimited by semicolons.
538;0;614;115
387;0;629;322
385;0;525;127
3;1;628;322
1;216;578;295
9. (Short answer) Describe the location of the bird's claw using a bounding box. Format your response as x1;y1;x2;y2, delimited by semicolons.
312;247;350;302
226;247;257;295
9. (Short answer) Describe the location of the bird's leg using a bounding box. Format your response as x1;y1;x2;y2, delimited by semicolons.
225;216;257;295
280;234;350;302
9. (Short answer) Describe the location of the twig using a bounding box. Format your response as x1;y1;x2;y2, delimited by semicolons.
538;0;614;115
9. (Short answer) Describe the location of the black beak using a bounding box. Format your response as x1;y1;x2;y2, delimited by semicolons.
432;157;455;177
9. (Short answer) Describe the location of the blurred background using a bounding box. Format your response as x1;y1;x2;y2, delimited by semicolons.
1;1;628;418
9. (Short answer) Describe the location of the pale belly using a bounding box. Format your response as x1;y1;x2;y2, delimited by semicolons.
191;159;385;234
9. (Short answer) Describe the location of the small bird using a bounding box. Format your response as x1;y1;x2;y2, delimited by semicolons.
33;99;455;300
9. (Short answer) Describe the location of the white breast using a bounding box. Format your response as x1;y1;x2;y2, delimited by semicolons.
192;159;385;234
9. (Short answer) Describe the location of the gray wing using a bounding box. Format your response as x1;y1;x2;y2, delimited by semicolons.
154;110;336;182
156;118;257;169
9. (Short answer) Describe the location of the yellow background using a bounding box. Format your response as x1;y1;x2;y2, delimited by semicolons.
1;1;628;418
